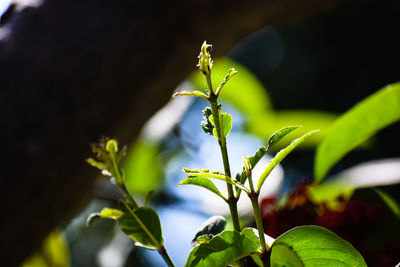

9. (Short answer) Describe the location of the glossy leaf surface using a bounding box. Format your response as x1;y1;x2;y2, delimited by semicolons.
315;83;400;182
191;216;226;245
185;228;260;267
270;225;367;267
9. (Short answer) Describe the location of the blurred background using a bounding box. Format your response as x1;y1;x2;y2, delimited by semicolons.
1;0;399;266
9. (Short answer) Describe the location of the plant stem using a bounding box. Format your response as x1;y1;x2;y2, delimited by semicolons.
120;183;139;209
209;94;241;232
108;150;139;209
250;195;267;253
158;245;175;267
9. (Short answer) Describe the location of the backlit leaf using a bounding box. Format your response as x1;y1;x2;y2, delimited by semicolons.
257;130;319;192
179;176;226;201
248;110;337;149
183;169;249;193
87;207;124;226
237;126;301;187
267;126;301;149
315;83;400;182
270;225;366;267
209;113;232;138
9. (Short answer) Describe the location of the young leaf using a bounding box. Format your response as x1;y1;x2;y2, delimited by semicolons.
270;225;367;267
215;68;238;96
257;130;319;192
179;176;227;201
201;107;214;135
267;125;301;149
236;126;300;190
209;113;232;138
106;139;118;153
86;207;124;226
236;146;268;190
315;83;400;182
118;202;163;250
185;228;261;267
173;90;209;99
86;158;108;171
100;207;124;220
182;169;250;193
191;216;226;246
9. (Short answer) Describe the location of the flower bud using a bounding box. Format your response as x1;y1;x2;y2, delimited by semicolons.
197;41;213;76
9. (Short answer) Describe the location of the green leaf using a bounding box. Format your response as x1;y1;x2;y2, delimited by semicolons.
191;216;226;245
183;169;249;192
270;225;367;267
173;90;209;99
86;157;108;171
209;112;233;138
237;126;301;188
257;130;319;192
201;107;214;135
118;202;163;250
87;207;124;226
248;110;337;149
179;176;227;201
215;68;238;95
101;208;124;219
315;83;400;182
237;146;268;187
267;126;301;149
185;228;261;267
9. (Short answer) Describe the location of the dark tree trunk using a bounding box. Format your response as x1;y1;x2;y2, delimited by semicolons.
0;0;354;265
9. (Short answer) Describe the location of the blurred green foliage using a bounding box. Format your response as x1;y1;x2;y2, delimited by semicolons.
123;140;162;194
21;230;69;267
